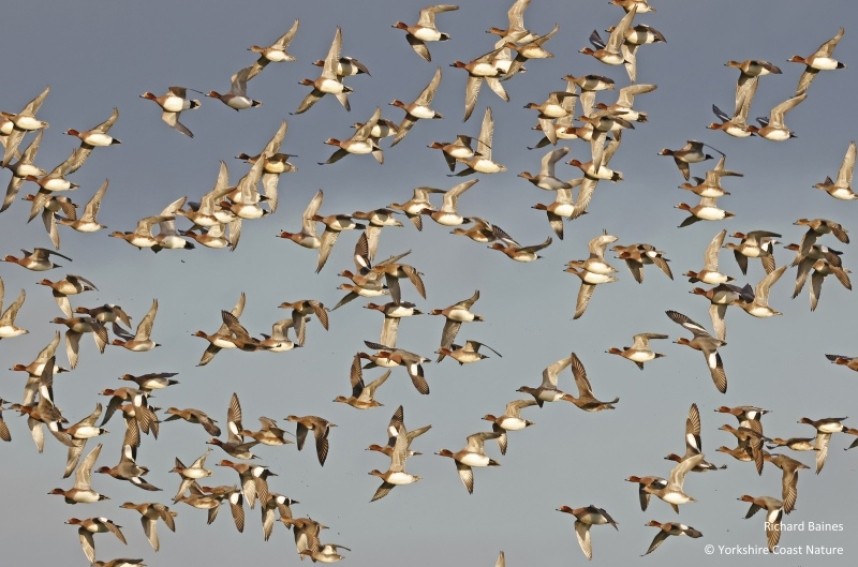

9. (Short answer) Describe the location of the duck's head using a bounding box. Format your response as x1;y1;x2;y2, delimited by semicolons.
645;520;663;528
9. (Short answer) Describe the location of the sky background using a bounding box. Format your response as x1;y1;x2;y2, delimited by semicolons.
2;0;858;565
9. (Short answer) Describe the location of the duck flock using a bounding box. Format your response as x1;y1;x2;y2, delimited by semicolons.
1;0;857;565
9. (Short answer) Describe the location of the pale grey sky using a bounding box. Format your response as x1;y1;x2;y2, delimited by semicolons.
1;1;857;565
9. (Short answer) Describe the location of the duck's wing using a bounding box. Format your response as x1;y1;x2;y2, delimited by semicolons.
348;354;366;397
315;229;341;273
389;423;409;471
419;4;459;27
522;236;552;253
765;507;783;550
704;347;728;394
133;299;158;342
569;353;595;397
355;107;382;141
406;360;430;395
2;131;44;212
755;265;787;304
314;426;331;466
665;309;711;336
416;66;443;107
573;282;596;320
708;303;727;342
631;333;664;350
668;454;704;488
386;405;405;444
814;432;831;474
540;147;569;177
91;106;120;134
574;521;593;560
442;178;478;211
685;403;702;453
1;288;26;322
1;87;50;165
302;190;324;234
294;89;324;115
467;340;502;358
161;111;194;138
542;353;572;387
227;392;244;443
65;330;81;370
262;121;288;157
734;75;759;118
571;177;598;219
607;4;638;52
812;26;845;58
477;107;494;159
505;398;537;416
322;27;343;79
405;31;431;61
782;470;800;514
438;319;462;352
462;75;483;122
643;528;669;556
588;232;618;257
835;141;856;186
768;92;806;128
81;179;108;223
615;82;657;107
622;43;638;82
696;232;725;274
810;270;824;311
74;443;103;490
141;513;160;551
365;370;391;399
273;19;301;49
370;479;396;502
506;0;531;32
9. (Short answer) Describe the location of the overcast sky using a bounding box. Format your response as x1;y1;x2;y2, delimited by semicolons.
1;1;858;565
